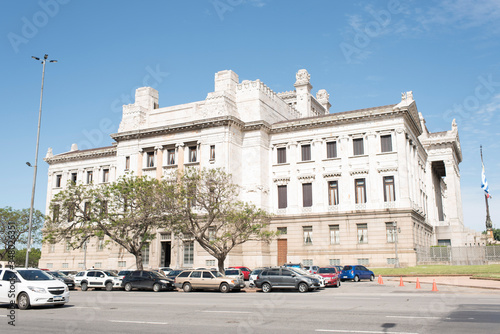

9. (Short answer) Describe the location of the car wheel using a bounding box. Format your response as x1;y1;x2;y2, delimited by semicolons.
183;283;192;292
153;283;161;292
262;282;272;293
124;283;132;292
105;282;113;291
298;282;309;293
17;292;30;310
336;280;341;288
219;283;229;293
370;274;375;281
81;282;88;291
354;275;360;282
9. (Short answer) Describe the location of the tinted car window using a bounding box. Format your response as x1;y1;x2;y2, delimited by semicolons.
318;268;336;274
177;271;191;278
190;271;202;278
76;271;84;276
203;272;213;278
225;270;239;276
281;269;293;276
17;269;54;281
343;266;352;271
251;269;263;275
86;271;95;277
265;269;280;276
3;271;19;281
132;271;141;277
141;271;151;278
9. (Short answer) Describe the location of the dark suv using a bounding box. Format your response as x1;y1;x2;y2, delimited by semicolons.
122;270;174;292
254;267;320;293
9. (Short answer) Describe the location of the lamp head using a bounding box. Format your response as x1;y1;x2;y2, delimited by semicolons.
31;56;40;61
26;162;32;167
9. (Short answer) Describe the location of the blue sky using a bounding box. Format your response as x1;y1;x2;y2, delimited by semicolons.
1;0;499;234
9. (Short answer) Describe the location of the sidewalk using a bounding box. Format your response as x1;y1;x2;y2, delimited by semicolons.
387;276;500;290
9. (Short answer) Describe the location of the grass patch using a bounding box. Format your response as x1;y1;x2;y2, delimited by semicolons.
372;264;500;276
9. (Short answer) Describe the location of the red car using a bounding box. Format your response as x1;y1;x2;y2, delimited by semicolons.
317;266;341;287
229;266;251;280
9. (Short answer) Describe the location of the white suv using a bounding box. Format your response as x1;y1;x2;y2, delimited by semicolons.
74;269;122;291
0;268;70;310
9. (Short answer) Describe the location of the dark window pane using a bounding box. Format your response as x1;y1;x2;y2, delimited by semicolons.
327;142;337;158
383;176;395;202
381;135;392;153
278;185;287;209
277;147;286;164
355;178;366;204
302;183;312;207
353;138;364;155
328;181;339;205
301;144;311;161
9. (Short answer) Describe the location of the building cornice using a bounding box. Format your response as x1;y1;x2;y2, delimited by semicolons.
44;146;117;165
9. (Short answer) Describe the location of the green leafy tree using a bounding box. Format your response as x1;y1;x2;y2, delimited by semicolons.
13;248;41;267
44;175;177;270
173;168;275;273
0;207;44;261
493;228;500;241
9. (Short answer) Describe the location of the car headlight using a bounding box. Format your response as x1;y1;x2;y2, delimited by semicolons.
28;286;47;294
64;285;69;292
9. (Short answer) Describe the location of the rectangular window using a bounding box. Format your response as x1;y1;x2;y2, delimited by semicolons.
328;181;339;205
357;258;369;265
357;224;368;244
303;226;313;245
125;156;130;170
381;135;393;153
147;152;155;167
278;185;287;209
326;141;337;158
142;244;150;266
355;178;366;204
383;176;395;202
277;227;287;235
46;263;53;269
52;204;60;222
303;259;313;266
71;172;77;184
48;243;55;253
208;227;215;241
55;174;62;188
302;183;312;207
329;225;340;244
118;261;126;267
65;238;71;252
386;222;396;243
86;171;93;184
189;146;197;163
277;147;287;164
387;258;397;265
68;204;75;222
94;262;102;269
329;259;341;266
210;145;216;160
102;169;109;183
353;138;364;156
78;262;85;269
301;144;311;161
206;259;216;267
184;241;194;265
167;149;176;165
62;263;68;268
97;238;104;251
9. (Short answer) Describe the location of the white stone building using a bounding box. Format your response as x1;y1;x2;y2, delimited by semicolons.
39;69;478;271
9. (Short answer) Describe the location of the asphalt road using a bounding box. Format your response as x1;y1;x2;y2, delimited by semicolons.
2;280;499;334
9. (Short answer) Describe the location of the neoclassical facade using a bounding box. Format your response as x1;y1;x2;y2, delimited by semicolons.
39;69;478;271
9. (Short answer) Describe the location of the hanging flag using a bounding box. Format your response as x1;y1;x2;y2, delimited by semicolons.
481;162;492;199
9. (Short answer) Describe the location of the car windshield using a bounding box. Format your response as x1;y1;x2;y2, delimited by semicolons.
167;270;183;276
103;271;118;277
118;270;131;276
49;271;68;278
17;269;55;281
225;270;239;275
211;271;223;277
151;271;167;278
318;268;336;274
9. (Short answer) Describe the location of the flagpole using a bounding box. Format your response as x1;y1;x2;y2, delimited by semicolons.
481;146;493;240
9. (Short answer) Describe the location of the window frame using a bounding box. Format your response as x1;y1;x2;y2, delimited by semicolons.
326;141;337;159
303;226;313;245
355;178;367;204
302;183;313;207
383;176;395;202
353;138;364;156
277;147;287;164
277;185;287;209
380;134;393;153
301;144;311;161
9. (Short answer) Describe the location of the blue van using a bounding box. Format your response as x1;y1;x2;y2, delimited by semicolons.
340;265;375;282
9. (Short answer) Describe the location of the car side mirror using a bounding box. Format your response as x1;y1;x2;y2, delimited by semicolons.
291;274;296;277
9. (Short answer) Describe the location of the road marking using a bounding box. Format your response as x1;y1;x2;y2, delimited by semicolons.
386;316;474;320
202;310;251;314
316;330;419;334
109;320;168;325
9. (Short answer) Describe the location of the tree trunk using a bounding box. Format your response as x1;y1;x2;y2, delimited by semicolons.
217;257;225;274
135;253;143;270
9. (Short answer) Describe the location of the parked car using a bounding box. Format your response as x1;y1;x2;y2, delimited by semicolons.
283;263;303;269
59;270;78;279
165;269;184;279
303;265;320;274
74;269;122;291
47;271;76;290
254;267;320;293
224;268;246;289
228;266;252;280
317;267;341;287
0;268;69;310
122;270;174;292
118;269;135;280
174;269;241;293
249;268;266;287
288;267;325;288
340;265;375;282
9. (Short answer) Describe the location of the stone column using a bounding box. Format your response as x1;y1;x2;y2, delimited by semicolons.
176;143;185;172
137;149;143;177
396;128;410;207
155;146;163;180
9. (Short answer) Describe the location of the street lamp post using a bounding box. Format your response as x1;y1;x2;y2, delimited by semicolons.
25;54;57;268
393;221;400;268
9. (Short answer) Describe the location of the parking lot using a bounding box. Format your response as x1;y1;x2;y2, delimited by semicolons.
2;279;500;333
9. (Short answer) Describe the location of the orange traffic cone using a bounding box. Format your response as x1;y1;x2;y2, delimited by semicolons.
378;275;384;284
431;279;438;292
415;278;421;289
399;276;405;287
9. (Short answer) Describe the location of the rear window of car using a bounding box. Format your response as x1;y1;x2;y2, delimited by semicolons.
225;270;239;275
177;271;191;278
251;269;263;275
318;268;336;274
343;266;352;271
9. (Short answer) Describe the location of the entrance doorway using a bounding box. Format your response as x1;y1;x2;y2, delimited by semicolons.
161;241;171;267
277;239;287;266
